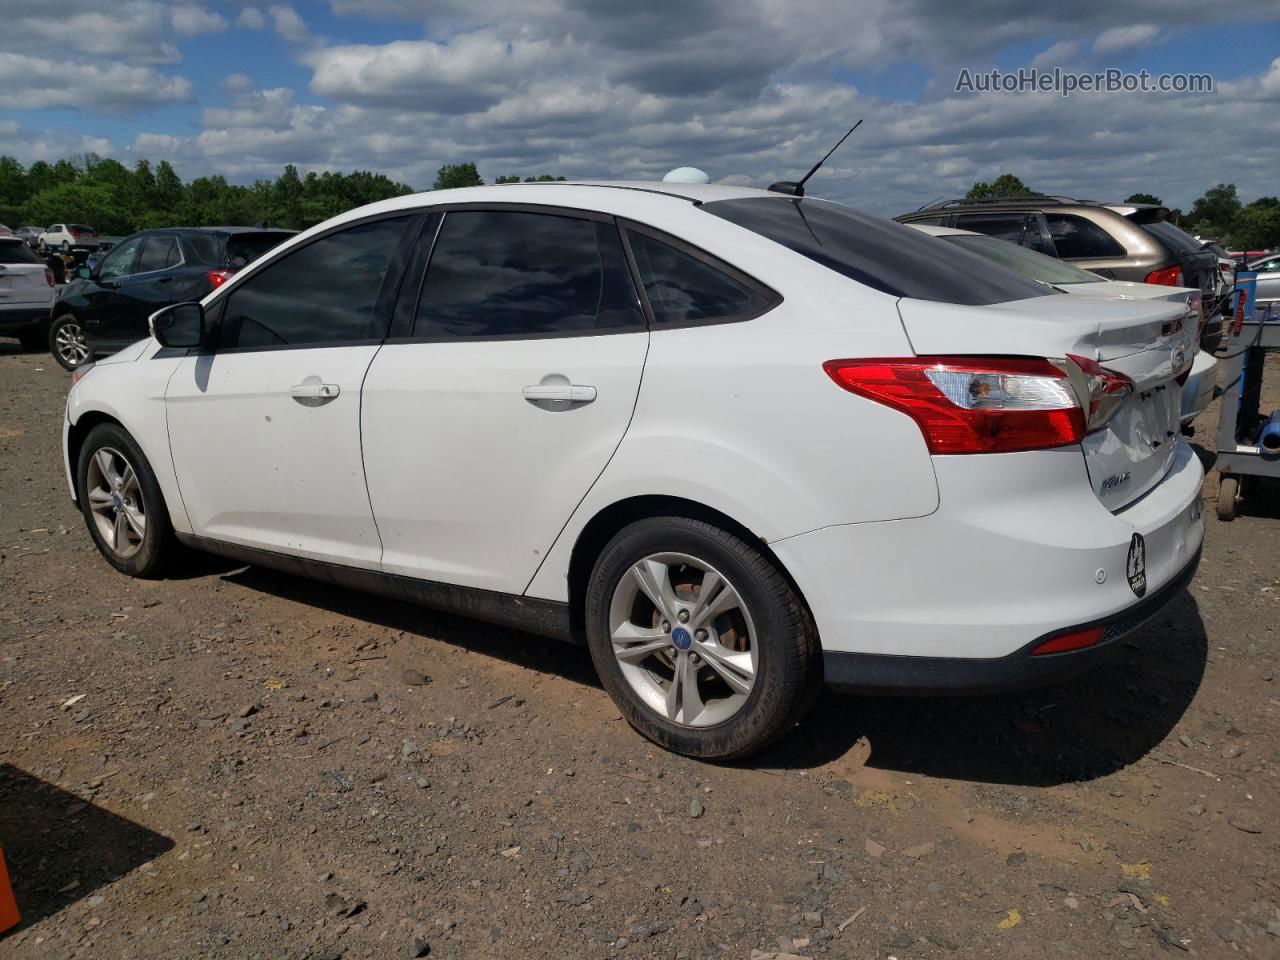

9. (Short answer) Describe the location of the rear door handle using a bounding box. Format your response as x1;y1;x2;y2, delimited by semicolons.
290;381;341;407
522;384;596;405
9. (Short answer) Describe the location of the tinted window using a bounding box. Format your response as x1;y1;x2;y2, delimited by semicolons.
220;216;410;349
627;231;773;325
953;213;1027;244
944;234;1104;285
98;235;143;280
0;239;40;264
136;234;180;272
1138;220;1202;257
227;232;293;268
908;216;946;226
1045;214;1126;259
70;225;94;235
703;198;1049;305
182;232;222;265
414;211;643;338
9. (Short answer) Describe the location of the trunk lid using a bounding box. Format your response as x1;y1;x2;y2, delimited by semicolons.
897;293;1198;511
0;263;51;305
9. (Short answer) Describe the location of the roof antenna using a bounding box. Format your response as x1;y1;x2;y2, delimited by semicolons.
768;119;863;197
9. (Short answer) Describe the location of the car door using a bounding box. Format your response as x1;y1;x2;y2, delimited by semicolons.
99;232;183;342
77;234;144;337
360;207;650;594
166;214;417;567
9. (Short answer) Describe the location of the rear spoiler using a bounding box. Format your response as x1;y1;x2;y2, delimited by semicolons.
1113;205;1170;224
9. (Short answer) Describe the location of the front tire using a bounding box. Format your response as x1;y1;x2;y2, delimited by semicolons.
77;423;176;578
585;516;821;760
49;313;90;370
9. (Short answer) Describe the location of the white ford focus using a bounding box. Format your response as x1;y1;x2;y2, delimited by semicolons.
63;182;1205;759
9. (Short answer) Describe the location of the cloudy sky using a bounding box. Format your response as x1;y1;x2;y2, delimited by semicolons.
1;0;1278;215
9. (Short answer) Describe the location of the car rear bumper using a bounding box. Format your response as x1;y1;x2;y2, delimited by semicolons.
771;438;1205;687
1180;350;1218;426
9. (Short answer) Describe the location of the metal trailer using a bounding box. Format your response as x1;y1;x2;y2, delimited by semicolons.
1214;298;1280;520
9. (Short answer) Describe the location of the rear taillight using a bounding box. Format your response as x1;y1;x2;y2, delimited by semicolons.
1031;626;1104;656
823;357;1086;454
44;268;54;287
1144;265;1184;286
207;269;235;288
1063;353;1134;431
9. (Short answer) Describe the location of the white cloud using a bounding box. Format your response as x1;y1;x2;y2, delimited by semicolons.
1093;24;1162;55
0;53;193;113
1030;40;1080;69
236;6;267;30
268;5;320;45
169;4;227;36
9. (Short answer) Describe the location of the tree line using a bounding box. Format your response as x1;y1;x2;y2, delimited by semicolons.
966;174;1280;249
0;155;566;236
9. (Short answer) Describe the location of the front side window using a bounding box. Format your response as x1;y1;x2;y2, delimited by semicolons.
413;211;643;338
1045;214;1126;259
97;235;143;280
220;216;410;349
703;197;1049;305
136;234;180;273
953;213;1028;244
626;230;774;325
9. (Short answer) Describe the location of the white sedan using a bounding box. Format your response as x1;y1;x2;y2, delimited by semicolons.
909;223;1217;427
63;182;1205;758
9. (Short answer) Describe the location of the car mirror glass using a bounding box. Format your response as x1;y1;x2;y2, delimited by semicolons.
77;266;91;280
150;302;205;349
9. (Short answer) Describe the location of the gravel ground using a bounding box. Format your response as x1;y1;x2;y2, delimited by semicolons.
1;342;1278;959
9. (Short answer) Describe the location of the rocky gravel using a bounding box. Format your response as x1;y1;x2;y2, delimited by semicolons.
2;343;1279;958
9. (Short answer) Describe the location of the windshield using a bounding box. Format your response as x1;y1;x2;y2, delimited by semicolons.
944;234;1104;285
0;239;40;264
701;197;1050;305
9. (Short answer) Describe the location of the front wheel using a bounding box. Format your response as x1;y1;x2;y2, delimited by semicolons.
585;516;821;760
49;313;90;370
77;423;176;577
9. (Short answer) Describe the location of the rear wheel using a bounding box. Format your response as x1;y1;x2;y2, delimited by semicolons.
49;313;90;370
77;423;176;577
585;516;821;760
1217;475;1238;521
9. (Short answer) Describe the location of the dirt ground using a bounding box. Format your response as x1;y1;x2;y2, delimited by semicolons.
1;342;1278;960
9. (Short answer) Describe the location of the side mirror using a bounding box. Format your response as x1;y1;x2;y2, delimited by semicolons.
149;302;206;349
77;266;92;280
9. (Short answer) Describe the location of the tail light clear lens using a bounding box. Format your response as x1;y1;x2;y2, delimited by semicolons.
1062;354;1135;431
823;357;1087;454
1144;265;1184;286
207;269;235;288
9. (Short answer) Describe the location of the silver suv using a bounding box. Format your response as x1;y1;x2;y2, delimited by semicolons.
895;197;1229;350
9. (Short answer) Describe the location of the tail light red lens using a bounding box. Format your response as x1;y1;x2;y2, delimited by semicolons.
207;269;235;288
823;357;1087;454
1031;626;1104;656
1063;354;1135;431
44;267;55;287
1144;265;1184;286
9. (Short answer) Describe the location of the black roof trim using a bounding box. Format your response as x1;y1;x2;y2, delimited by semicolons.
914;195;1095;212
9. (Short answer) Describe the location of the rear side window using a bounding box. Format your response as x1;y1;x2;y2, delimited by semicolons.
220;216;411;349
703;197;1049;305
413;211;643;339
182;232;222;265
1044;214;1126;259
136;234;180;272
0;240;39;264
626;230;774;325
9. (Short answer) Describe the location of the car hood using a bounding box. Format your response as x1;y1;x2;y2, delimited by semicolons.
94;338;153;365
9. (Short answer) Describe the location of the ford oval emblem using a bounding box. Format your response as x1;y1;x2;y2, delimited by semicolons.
671;627;692;650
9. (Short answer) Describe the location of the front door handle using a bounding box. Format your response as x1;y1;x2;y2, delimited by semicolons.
290;380;341;407
522;384;596;405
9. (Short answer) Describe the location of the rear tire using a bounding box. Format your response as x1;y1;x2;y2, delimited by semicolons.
77;423;176;578
1217;475;1238;521
584;516;821;760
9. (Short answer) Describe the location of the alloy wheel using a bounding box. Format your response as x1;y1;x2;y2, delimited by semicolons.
608;552;758;727
85;446;146;559
54;321;90;367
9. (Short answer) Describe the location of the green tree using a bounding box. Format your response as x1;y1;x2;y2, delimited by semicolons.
25;183;132;234
1232;199;1280;250
495;175;522;184
432;162;483;190
1125;193;1162;205
1187;183;1241;236
966;173;1037;200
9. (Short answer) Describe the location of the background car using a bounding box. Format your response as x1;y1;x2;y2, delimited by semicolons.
49;225;296;370
1242;251;1280;311
38;223;98;254
0;224;12;236
907;223;1217;428
896;197;1229;350
15;226;44;247
0;235;56;349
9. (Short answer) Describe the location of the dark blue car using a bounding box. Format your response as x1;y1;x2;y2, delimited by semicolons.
50;226;295;370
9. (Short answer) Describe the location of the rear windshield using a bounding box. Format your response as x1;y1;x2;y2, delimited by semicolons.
943;234;1104;285
701;198;1050;305
0;239;40;264
227;232;294;268
70;225;95;234
1140;221;1203;257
